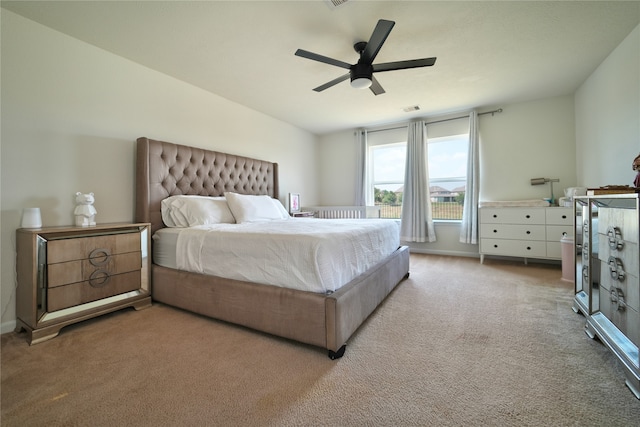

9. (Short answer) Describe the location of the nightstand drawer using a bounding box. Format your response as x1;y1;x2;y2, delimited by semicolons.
47;232;141;264
47;252;142;288
47;270;142;312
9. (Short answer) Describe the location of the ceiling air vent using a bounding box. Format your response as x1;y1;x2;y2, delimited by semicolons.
403;105;421;113
325;0;350;9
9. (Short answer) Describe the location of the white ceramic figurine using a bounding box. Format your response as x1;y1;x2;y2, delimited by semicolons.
74;192;97;227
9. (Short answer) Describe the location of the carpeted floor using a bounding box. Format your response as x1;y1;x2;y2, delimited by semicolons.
2;254;639;426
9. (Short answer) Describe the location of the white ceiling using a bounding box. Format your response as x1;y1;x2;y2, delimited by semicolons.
3;1;639;135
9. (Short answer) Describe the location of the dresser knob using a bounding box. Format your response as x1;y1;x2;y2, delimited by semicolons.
606;226;624;250
610;287;626;312
89;269;111;287
608;256;625;282
89;248;111;266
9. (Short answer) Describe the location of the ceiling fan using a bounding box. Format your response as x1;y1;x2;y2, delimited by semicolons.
295;19;436;95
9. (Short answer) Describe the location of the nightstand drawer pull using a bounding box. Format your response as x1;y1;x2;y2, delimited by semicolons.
89;248;111;266
89;269;111;287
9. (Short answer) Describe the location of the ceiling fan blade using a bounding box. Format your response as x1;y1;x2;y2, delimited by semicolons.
373;57;437;73
313;73;351;92
295;49;352;70
369;76;385;96
361;19;395;64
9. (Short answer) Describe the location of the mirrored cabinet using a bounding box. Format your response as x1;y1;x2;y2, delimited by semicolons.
15;223;152;345
574;195;639;399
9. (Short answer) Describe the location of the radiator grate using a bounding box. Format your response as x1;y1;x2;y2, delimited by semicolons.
306;206;373;219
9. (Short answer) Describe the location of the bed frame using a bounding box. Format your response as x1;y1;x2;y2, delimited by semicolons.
135;137;410;358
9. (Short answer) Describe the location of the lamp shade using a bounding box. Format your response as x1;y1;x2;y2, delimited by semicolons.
21;208;42;228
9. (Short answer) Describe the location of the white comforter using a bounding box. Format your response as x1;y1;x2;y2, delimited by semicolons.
174;218;400;294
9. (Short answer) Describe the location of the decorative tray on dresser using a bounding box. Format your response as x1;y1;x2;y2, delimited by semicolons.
15;222;151;345
574;195;639;399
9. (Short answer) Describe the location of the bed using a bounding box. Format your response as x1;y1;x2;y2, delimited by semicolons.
135;137;410;358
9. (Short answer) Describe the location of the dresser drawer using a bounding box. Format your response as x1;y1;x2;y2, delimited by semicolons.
480;224;545;241
597;239;639;275
598;261;639;313
480;208;545;225
47;232;141;264
598;207;638;244
546;242;562;259
546;208;572;225
47;270;142;312
598;286;640;348
480;238;547;258
547;225;574;242
47;252;142;288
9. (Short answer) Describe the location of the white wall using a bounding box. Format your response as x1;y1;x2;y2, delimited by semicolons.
575;24;640;187
317;95;577;256
0;11;319;333
480;96;576;201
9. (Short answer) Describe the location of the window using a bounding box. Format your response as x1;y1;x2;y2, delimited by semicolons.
427;134;468;220
370;142;406;219
367;127;468;220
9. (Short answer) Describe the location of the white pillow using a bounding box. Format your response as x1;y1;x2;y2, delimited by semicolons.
161;196;183;227
224;192;290;223
161;195;235;227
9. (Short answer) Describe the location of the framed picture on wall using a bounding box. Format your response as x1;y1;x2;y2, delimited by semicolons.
289;193;300;213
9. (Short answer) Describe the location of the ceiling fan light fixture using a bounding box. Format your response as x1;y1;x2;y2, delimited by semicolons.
350;77;372;89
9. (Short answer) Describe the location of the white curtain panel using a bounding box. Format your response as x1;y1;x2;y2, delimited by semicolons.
354;129;367;206
400;121;436;242
459;110;479;244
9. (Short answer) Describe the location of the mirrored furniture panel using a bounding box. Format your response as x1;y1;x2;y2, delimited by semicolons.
574;195;639;399
15;223;152;345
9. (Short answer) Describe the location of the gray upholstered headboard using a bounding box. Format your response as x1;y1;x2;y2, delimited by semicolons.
135;137;279;235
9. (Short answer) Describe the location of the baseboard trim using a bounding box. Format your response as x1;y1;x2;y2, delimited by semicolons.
408;248;479;258
2;320;17;335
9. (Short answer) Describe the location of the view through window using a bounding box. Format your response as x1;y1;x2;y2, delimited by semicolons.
370;133;468;220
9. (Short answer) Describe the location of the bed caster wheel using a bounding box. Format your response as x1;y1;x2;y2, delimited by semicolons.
328;345;346;360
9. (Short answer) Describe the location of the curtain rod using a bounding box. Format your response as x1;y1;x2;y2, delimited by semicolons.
364;108;503;134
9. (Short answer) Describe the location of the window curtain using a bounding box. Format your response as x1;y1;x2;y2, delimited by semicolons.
459;110;479;244
354;129;367;206
400;121;436;242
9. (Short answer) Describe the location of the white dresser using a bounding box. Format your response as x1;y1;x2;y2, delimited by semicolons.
479;206;573;264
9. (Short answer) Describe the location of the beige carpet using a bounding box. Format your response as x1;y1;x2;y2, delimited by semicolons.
2;254;639;426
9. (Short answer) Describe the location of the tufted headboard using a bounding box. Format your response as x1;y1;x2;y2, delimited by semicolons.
135;137;279;235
